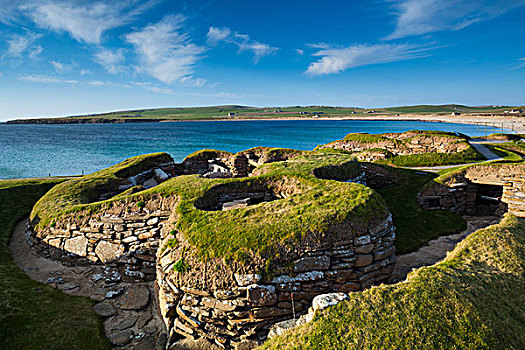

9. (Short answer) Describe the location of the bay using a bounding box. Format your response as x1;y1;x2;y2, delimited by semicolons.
0;120;500;179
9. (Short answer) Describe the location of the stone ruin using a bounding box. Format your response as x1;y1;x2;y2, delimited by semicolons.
418;163;525;218
26;148;398;349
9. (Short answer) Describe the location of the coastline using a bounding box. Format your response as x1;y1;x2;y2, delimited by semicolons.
6;114;524;133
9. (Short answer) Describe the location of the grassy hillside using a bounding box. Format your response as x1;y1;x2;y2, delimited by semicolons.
8;104;523;123
0;179;110;349
263;213;525;350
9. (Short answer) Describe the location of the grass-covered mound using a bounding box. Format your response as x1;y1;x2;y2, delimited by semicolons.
0;179;110;349
317;130;485;167
263;214;525;349
31;152;173;228
31;151;386;268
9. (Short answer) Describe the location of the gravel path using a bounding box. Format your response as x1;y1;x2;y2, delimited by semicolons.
390;216;500;283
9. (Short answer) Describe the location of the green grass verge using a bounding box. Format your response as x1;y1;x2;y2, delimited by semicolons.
376;168;466;254
483;144;522;161
0;179;110;349
263;214;525;350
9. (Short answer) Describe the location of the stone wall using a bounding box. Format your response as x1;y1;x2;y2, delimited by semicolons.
28;195;178;282
418;163;525;217
155;215;396;348
319;132;470;161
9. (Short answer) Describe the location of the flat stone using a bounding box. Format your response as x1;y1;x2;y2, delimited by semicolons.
93;300;117;317
268;319;298;339
112;314;139;331
245;284;277;307
234;273;262;287
355;243;374;254
64;236;88;257
57;282;78;291
110;330;133;346
293;256;330;273
136;311;152;329
354;235;371;246
354;254;373;267
117;285;150;310
95;240;124;264
312;292;349;312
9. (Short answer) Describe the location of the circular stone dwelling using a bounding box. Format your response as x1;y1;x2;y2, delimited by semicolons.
28;148;396;349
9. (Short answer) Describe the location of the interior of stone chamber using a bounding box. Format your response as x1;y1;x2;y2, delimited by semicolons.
194;178;302;211
473;183;505;216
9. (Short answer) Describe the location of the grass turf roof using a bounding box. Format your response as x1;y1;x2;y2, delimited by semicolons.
262;213;525;350
31;151;387;264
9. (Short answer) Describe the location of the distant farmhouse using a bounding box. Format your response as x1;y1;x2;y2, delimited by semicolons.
504;109;524;114
451;112;461;116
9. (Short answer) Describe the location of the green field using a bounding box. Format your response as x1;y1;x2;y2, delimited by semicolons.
7;104;523;123
0;179;110;349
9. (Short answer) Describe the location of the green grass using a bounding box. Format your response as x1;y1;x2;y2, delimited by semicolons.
0;179;110;349
263;213;525;350
31;152;386;269
380;147;485;167
375;168;466;254
483;144;522;161
31;152;173;228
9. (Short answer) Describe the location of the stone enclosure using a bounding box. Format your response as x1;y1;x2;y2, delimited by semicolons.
27;148;397;349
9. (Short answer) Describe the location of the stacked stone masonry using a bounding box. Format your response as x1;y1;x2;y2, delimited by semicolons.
418;163;525;218
155;215;396;348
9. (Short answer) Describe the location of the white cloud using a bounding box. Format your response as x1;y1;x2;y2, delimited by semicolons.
88;80;130;88
206;26;231;45
512;58;525;70
80;69;91;76
93;48;125;74
386;0;525;40
51;60;76;73
18;74;78;84
125;14;206;85
206;26;278;63
5;31;42;57
295;49;304;56
305;43;430;76
19;0;158;44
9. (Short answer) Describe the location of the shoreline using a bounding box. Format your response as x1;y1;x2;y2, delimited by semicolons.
5;114;524;133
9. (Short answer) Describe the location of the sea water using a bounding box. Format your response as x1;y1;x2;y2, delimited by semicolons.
0;120;501;179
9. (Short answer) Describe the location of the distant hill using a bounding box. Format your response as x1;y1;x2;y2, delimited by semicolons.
6;104;524;124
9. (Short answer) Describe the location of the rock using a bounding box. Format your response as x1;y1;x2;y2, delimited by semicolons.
355;243;375;254
105;286;126;298
57;282;78;291
112;314;139;331
268;319;298;339
154;168;169;182
354;254;373;267
63;236;88;257
93;300;117;317
110;329;133;346
245;284;277;306
354;235;371;246
156;332;167;350
117;285;150;310
95;240;124;264
312;292;349;312
136;311;152;328
234;273;262;287
271;271;324;284
46;276;64;284
293;256;330;272
143;177;159;189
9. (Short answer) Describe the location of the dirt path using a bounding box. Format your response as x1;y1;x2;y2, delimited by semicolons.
9;219;166;349
390;216;500;283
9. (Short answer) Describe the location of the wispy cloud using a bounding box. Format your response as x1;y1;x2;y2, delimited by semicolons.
18;0;158;44
18;74;78;84
93;48;126;74
305;43;431;76
386;0;525;40
5;31;42;58
88;80;130;88
50;60;76;73
512;58;525;70
125;14;206;85
207;26;278;63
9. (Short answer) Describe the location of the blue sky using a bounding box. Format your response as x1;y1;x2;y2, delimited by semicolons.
1;0;524;120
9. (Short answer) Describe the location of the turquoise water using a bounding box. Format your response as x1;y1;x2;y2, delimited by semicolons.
0;120;498;179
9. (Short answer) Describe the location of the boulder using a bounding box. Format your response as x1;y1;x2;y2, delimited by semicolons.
312;292;349;312
63;236;88;257
95;240;124;264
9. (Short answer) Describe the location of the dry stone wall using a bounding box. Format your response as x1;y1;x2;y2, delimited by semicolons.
28;195;178;282
418;163;525;217
155;215;396;348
